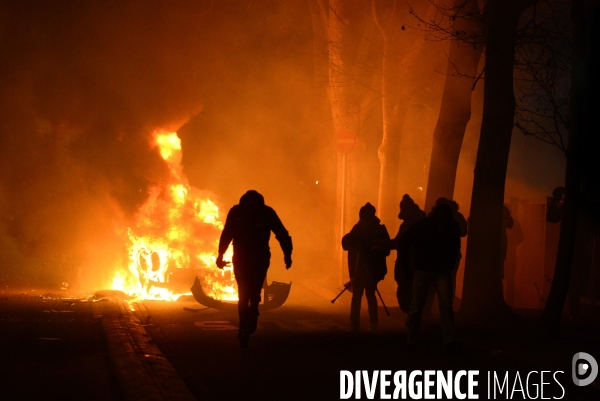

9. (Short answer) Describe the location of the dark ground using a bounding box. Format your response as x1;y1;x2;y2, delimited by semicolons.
0;290;122;401
0;281;598;401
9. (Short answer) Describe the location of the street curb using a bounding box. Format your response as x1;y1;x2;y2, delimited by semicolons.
95;300;196;401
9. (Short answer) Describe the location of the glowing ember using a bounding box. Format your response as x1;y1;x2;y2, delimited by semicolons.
111;131;236;301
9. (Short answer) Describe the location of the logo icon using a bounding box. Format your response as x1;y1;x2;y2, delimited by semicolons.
572;352;598;386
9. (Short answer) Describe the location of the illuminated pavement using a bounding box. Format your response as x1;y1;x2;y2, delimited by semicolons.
1;284;598;400
137;281;600;400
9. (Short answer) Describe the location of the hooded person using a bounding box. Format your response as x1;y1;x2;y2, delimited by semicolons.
423;197;468;314
216;190;292;347
399;203;461;350
341;202;390;332
546;186;565;223
390;194;427;313
432;197;468;237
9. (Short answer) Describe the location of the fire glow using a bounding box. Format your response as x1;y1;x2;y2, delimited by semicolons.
111;131;236;301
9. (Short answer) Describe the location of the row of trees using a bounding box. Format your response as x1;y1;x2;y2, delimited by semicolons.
310;0;595;335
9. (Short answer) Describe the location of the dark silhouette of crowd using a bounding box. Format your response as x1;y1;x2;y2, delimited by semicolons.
215;189;480;351
340;194;468;351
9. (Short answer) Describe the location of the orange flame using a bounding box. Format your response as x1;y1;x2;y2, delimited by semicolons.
111;131;236;301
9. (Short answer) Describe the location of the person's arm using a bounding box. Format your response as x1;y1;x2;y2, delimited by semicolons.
342;232;356;251
347;249;358;279
386;225;402;251
452;221;462;262
370;225;391;282
398;223;419;278
269;208;293;269
372;224;391;257
216;207;236;268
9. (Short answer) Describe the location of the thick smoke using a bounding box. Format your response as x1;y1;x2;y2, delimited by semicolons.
0;0;316;289
0;0;566;293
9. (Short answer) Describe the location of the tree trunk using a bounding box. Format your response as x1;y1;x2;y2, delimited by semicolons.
373;0;432;228
308;0;337;270
313;0;375;280
542;0;586;336
424;0;484;213
373;0;402;225
460;0;536;321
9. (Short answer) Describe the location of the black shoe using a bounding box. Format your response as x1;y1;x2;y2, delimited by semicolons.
238;329;250;348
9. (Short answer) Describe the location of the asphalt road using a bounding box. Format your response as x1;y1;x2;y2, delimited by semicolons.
139;281;600;401
0;290;122;401
1;283;598;401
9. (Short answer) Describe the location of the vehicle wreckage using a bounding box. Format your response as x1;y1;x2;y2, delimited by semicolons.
190;276;292;311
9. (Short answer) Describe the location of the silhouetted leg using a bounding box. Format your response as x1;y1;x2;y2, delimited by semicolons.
364;281;378;329
234;260;268;347
423;286;436;316
434;272;456;345
396;285;404;312
236;286;251;348
248;268;268;333
396;270;413;314
407;270;433;345
451;256;460;301
236;282;251;332
350;279;366;330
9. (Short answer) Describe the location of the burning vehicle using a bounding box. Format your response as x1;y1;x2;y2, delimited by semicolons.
110;131;290;308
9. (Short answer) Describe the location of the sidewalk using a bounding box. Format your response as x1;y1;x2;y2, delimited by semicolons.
0;289;196;401
0;290;121;400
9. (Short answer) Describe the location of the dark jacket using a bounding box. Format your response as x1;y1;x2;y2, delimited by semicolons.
454;211;468;238
546;198;563;223
393;208;427;243
398;214;461;274
391;207;426;281
342;216;390;282
218;204;292;264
